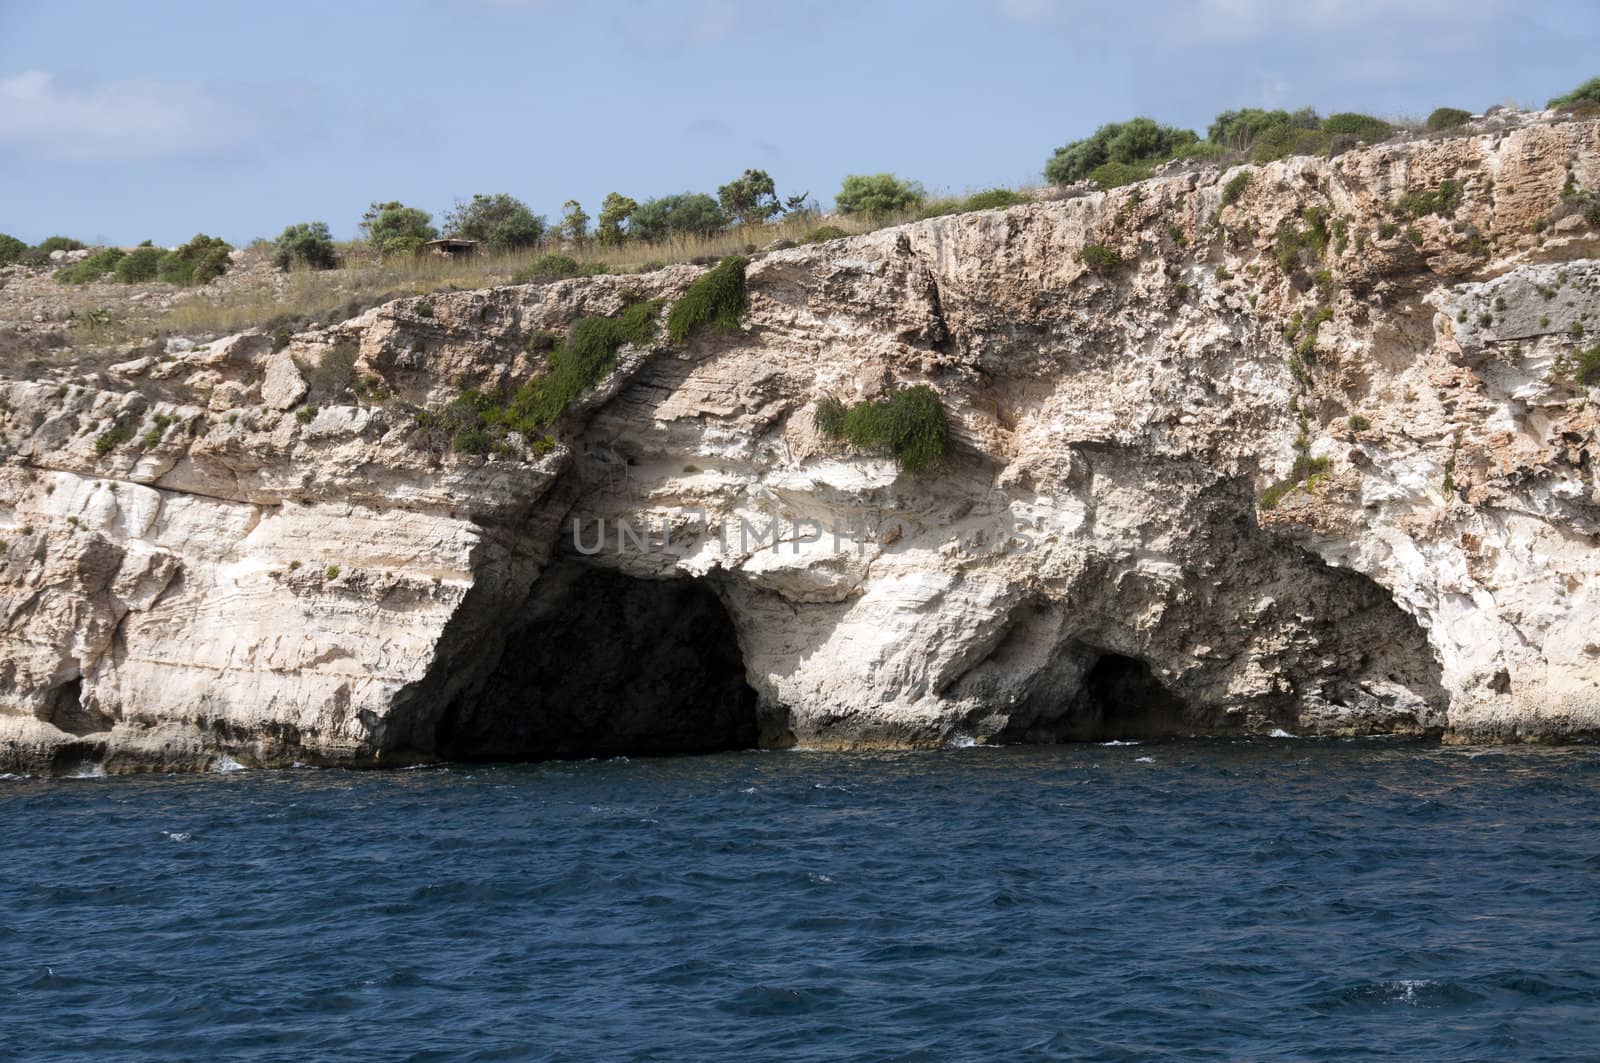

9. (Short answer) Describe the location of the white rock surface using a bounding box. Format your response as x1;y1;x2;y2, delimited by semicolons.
3;117;1600;772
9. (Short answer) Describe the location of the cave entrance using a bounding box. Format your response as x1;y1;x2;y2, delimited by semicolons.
996;649;1194;744
432;563;760;762
1071;653;1192;741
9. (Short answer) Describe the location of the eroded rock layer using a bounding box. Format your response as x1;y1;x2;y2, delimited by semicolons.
4;117;1600;771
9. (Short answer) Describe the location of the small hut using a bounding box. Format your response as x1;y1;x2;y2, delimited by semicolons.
424;238;480;259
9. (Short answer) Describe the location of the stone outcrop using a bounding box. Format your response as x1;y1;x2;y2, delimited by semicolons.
3;115;1600;772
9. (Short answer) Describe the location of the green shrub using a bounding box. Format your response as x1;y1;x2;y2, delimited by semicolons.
512;253;583;282
114;246;165;283
1575;344;1600;387
0;234;26;266
667;256;747;344
325;565;341;581
1221;171;1252;206
1250;124;1333;163
835;173;926;216
157;233;232;285
1378;221;1399;239
1259;454;1331;510
303;343;360;404
500;300;662;431
1207;107;1316;150
1426;107;1473;132
273;222;337;270
1088;161;1151;188
626;193;726;240
1397;180;1463;218
959;188;1030;211
1549;76;1600;110
1348;414;1371;432
802;225;849;244
1045;117;1199;185
95;415;139;456
1321;113;1392;142
815;385;950;473
34;236;85;255
1080;244;1121;272
361;201;437;249
54;248;126;285
443;193;546;250
380;235;425;259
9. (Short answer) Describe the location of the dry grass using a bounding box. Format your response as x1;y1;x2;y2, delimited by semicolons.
153;211;913;339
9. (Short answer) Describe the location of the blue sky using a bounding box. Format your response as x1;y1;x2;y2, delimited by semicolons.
1;0;1596;246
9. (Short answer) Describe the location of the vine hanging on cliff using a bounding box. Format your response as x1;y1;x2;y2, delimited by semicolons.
667;255;748;344
814;385;950;474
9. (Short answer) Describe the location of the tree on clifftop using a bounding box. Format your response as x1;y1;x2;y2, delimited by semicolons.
443;193;546;251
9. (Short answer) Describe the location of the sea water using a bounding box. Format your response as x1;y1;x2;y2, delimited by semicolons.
2;740;1597;1060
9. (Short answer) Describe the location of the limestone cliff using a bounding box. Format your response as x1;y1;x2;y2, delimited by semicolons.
4;115;1600;773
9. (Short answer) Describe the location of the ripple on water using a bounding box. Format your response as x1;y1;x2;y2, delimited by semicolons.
0;740;1598;1061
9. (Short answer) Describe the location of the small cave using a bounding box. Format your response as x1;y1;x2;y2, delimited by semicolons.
1000;649;1197;743
38;676;114;736
431;562;760;762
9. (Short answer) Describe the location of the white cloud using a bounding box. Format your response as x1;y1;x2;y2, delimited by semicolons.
0;70;244;162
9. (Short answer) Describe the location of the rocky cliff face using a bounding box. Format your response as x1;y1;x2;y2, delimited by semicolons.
4;117;1600;773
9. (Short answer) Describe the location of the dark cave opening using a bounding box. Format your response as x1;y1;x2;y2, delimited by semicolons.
998;650;1195;744
432;563;760;762
1072;653;1193;741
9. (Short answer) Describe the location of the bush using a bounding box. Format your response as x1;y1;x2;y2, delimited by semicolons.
1397;180;1463;218
1088;162;1150;188
1575;344;1600;387
962;188;1029;211
502;300;662;430
95;415;139;456
361;201;437;249
54;248;126;285
1426;107;1473;132
273;222;337;270
1321;113;1392;142
303;343;360;405
1250;124;1333;163
626;193;726;241
443;193;546;251
0;234;26;266
835;173;926;216
803;225;849;244
34;236;86;255
814;385;950;473
667;256;747;344
380;235;425;259
512;253;583;282
1207;108;1313;149
1045;117;1199;185
1079;244;1121;272
114;246;165;283
1549;76;1600;110
1222;170;1252;206
158;233;232;285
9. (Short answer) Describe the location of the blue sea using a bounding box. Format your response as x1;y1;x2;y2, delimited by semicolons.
2;740;1598;1061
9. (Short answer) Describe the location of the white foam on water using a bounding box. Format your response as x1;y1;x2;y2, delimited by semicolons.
740;787;757;794
946;734;978;749
210;755;247;773
1099;740;1141;746
161;830;191;842
0;772;31;780
64;763;106;779
1135;756;1156;763
1268;728;1297;738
